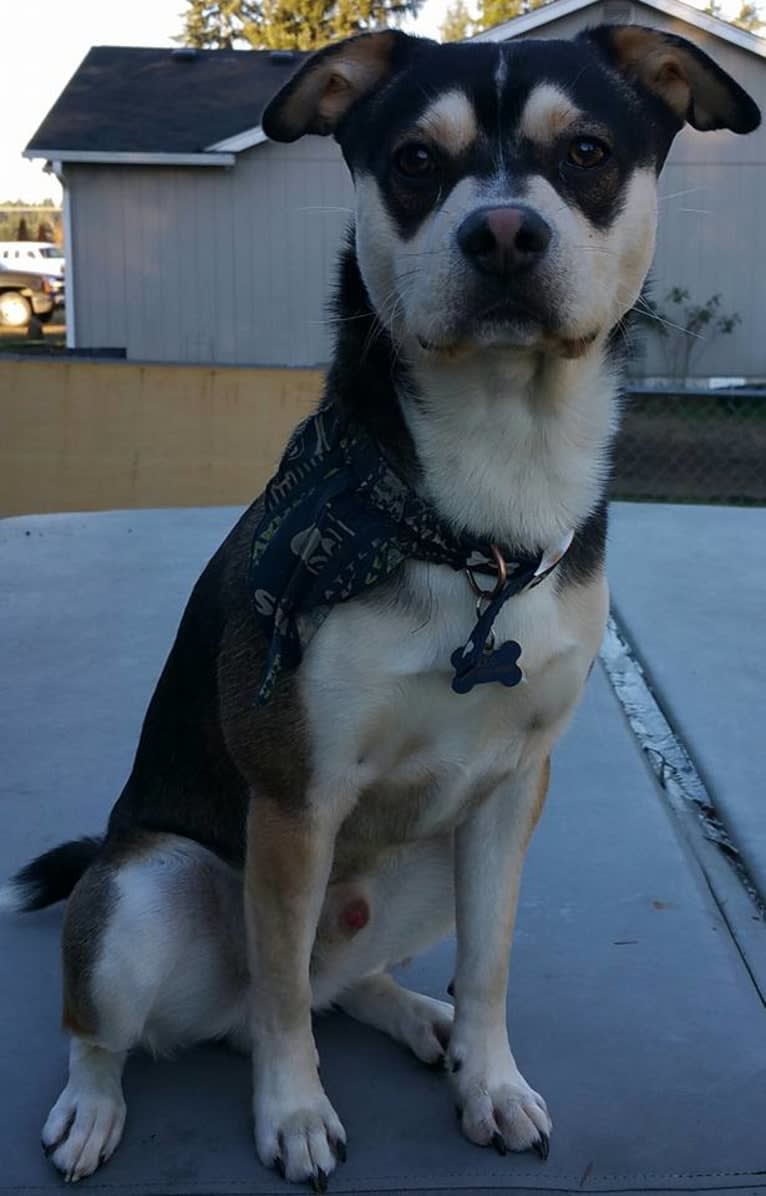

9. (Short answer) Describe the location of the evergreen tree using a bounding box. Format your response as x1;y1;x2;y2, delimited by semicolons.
179;0;422;51
732;1;763;31
440;0;474;40
477;0;550;32
16;216;31;241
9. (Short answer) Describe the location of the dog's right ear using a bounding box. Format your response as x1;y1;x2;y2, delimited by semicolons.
262;31;420;142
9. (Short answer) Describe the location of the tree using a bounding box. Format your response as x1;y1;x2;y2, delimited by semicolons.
440;0;474;40
731;1;763;31
16;216;31;241
179;0;422;51
468;0;550;34
37;219;55;243
706;0;764;30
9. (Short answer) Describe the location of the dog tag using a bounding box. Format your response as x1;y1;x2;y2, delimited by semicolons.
450;638;523;694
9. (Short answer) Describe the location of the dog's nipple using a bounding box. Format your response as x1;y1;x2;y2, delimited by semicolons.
340;896;370;934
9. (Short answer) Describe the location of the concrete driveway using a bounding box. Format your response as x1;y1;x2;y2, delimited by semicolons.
1;504;764;1196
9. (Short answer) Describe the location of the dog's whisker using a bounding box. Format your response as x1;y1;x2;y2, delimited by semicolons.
296;206;356;215
657;186;708;203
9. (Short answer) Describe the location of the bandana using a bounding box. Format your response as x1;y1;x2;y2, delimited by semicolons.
249;405;569;704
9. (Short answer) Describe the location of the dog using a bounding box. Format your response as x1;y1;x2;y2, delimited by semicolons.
2;24;758;1189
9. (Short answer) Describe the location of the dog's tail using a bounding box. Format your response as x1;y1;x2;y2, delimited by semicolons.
0;836;103;913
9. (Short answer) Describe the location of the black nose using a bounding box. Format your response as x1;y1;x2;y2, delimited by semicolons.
457;205;552;276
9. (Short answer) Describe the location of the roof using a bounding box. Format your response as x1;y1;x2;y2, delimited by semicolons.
26;1;764;167
473;0;766;58
25;45;306;165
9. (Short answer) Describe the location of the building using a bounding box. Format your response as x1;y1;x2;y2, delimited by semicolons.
25;47;352;366
25;0;766;376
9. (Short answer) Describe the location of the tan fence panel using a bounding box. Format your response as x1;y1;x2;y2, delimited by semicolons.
1;360;323;516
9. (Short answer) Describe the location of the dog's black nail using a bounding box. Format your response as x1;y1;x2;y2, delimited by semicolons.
447;980;455;997
335;1139;347;1163
533;1132;550;1161
312;1167;328;1193
274;1156;285;1178
492;1131;507;1156
451;1058;462;1073
427;1053;445;1070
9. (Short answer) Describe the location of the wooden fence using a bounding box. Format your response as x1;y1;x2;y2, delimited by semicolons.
1;359;323;516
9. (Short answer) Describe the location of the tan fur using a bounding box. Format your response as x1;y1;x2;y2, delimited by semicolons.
61;860;116;1039
245;798;332;1033
519;84;583;145
609;28;692;119
413;89;478;155
265;32;398;139
527;755;551;848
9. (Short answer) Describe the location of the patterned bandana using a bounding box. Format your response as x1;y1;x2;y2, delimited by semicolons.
249;405;568;704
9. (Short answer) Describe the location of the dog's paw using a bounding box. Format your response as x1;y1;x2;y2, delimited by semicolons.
395;992;453;1065
42;1084;126;1182
448;1046;551;1157
254;1083;346;1188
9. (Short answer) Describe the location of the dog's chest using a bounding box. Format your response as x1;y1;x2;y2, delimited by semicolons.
300;562;596;853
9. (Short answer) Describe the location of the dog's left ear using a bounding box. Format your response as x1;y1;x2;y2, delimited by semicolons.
585;24;760;133
262;30;421;142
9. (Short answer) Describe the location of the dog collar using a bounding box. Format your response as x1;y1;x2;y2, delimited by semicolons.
249;405;572;703
452;531;574;694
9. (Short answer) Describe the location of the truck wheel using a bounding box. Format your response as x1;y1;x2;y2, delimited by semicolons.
0;291;32;327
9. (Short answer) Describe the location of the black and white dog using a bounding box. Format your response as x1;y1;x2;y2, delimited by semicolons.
2;26;758;1189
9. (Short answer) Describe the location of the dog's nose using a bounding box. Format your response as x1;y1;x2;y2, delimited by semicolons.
457;205;552;276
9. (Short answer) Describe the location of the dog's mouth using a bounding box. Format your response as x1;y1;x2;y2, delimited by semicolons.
415;299;600;359
415;298;545;355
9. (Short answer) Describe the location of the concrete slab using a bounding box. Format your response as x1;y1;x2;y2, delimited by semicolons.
608;503;766;902
2;509;765;1195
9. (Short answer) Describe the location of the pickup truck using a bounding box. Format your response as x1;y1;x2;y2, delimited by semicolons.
0;267;64;327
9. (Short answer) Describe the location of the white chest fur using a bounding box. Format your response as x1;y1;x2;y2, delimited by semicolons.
300;561;607;851
300;341;613;853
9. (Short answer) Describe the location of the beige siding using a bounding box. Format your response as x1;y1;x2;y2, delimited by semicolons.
67;137;353;367
497;3;766;376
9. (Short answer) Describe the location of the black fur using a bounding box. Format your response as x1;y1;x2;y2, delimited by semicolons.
9;837;103;911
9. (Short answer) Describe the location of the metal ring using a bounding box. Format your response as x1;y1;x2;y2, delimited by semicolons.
465;543;508;602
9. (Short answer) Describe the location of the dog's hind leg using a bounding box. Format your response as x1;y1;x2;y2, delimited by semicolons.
42;834;248;1181
338;973;454;1065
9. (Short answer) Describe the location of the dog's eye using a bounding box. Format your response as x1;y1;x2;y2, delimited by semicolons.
394;142;438;179
566;137;610;169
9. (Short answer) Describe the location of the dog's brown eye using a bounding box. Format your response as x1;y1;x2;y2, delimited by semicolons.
566;138;609;169
394;142;438;179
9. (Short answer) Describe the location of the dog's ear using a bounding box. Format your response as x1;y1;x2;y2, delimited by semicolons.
585;24;760;134
262;31;421;142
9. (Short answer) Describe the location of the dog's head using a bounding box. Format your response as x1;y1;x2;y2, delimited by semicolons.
264;28;759;360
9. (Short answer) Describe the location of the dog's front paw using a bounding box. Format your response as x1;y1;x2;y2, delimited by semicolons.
448;1043;551;1158
254;1080;346;1189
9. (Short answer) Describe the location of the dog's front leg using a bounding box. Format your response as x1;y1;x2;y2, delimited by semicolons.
246;797;346;1187
448;758;553;1158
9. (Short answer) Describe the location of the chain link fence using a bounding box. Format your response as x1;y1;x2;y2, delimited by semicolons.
611;385;766;506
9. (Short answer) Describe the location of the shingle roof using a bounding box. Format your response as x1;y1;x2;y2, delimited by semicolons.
25;46;306;156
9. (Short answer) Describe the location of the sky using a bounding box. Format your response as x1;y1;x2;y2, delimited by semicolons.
0;0;754;204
